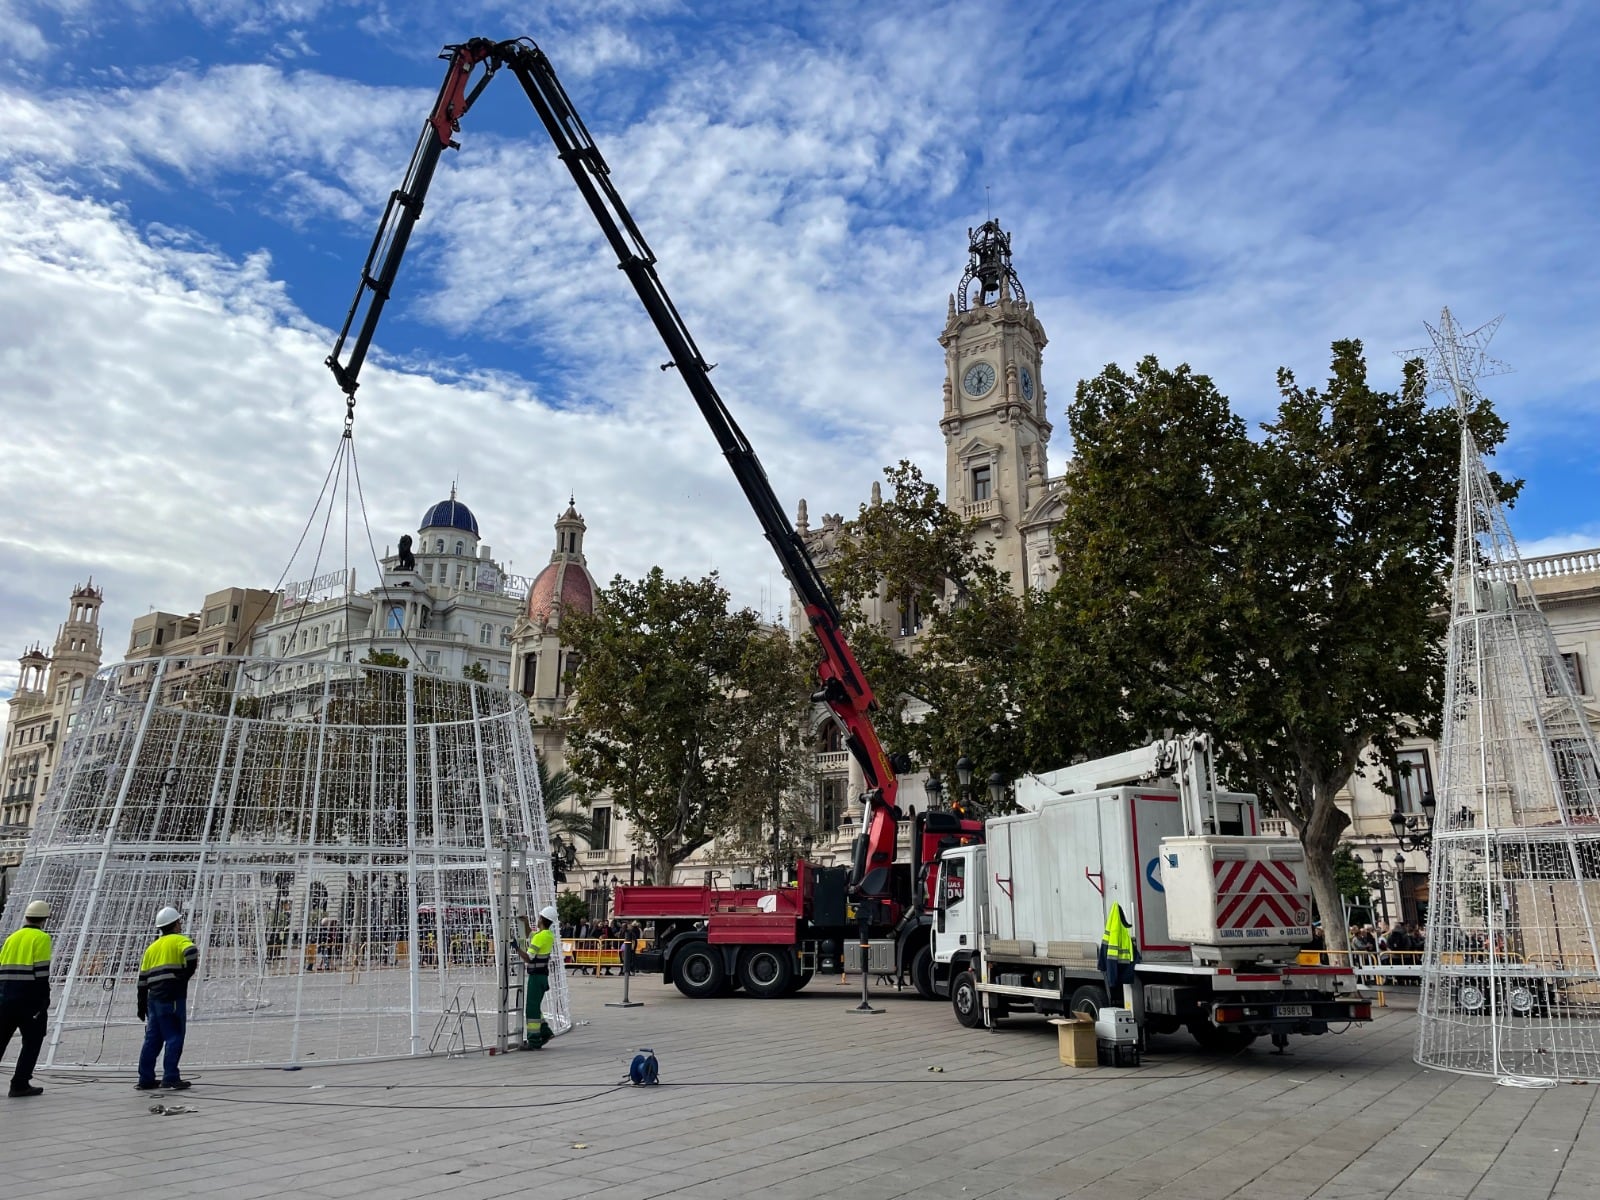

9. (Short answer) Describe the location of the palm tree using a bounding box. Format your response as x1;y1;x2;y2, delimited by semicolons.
536;754;593;843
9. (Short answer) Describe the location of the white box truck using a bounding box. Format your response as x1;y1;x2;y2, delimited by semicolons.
931;737;1371;1051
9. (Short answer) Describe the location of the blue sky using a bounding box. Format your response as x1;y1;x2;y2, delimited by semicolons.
1;0;1597;704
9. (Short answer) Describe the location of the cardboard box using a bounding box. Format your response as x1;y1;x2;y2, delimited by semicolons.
1051;1015;1098;1067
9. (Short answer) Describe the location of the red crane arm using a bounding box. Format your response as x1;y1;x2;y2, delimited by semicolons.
327;37;903;894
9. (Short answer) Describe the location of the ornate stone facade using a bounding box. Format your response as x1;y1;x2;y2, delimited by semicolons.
0;583;104;880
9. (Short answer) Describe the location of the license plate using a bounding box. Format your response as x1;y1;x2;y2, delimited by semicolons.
1276;1005;1312;1018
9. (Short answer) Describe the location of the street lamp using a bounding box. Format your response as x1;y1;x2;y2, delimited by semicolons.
1354;850;1407;927
987;771;1006;811
924;774;944;811
1389;789;1439;855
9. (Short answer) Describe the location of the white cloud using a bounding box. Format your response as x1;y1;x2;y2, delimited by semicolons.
1;0;1598;704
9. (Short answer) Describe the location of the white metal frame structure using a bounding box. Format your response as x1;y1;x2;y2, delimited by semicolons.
0;655;569;1068
1414;310;1600;1081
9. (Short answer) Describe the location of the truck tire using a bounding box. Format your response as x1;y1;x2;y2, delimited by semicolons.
910;945;936;1000
786;970;814;995
671;942;727;999
952;970;984;1028
1068;984;1110;1018
737;947;795;998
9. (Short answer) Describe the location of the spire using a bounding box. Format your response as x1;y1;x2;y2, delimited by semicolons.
956;219;1025;312
871;481;882;507
796;498;809;534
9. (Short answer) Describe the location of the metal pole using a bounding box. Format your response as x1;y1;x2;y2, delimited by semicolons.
847;919;883;1015
606;941;643;1008
497;840;513;1050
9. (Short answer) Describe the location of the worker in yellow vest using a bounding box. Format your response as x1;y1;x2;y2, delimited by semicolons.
1;900;53;1098
136;906;199;1091
513;906;558;1050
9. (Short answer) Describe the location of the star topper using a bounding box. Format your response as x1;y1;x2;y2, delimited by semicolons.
1397;307;1512;410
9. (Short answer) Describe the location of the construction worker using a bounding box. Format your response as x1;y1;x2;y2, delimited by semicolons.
1098;902;1139;1008
513;905;558;1050
1;900;53;1098
136;906;199;1091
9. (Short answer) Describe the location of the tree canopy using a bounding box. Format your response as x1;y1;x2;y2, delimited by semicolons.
559;568;814;880
1052;343;1517;949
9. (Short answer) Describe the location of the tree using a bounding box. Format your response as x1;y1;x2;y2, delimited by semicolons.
461;662;489;683
534;753;592;842
1332;844;1371;910
361;649;409;669
1052;345;1516;952
554;890;589;928
560;569;814;881
822;460;1117;793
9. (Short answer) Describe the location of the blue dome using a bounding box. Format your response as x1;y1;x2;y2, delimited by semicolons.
420;497;480;537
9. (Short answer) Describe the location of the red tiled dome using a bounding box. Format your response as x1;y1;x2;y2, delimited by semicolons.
527;560;594;626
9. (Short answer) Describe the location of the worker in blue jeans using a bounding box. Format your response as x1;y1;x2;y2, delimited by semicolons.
136;906;199;1091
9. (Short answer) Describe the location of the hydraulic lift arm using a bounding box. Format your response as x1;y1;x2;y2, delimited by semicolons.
327;37;903;894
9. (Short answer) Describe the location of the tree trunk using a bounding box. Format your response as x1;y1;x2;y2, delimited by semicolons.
1300;782;1352;955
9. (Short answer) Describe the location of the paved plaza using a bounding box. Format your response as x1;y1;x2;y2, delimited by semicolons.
8;975;1599;1200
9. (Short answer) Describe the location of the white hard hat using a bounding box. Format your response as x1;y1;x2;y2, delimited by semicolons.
25;900;51;920
155;906;183;929
539;905;559;923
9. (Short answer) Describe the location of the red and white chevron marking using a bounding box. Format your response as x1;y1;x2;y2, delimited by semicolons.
1212;859;1307;930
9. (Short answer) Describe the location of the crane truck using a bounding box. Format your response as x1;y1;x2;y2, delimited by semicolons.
325;36;981;1000
931;736;1372;1050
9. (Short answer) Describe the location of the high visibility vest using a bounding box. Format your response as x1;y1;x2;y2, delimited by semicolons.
139;932;198;1001
1102;906;1135;964
527;927;555;975
0;926;52;1006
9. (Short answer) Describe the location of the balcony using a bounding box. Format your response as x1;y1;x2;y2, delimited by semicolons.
1258;816;1292;838
961;498;1001;522
814;751;850;772
581;849;614;864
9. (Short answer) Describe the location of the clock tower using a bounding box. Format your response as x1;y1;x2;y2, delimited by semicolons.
939;220;1060;590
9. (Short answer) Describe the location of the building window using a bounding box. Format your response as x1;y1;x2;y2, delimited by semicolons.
821;724;843;753
205;607;226;627
386;604;405;631
819;778;846;831
425;651;440;669
971;465;992;501
1544;652;1586;696
521;654;538;696
435;538;444;553
1395;749;1434;814
480;623;493;645
1552;739;1600;817
455;540;465;556
591;805;613;851
500;627;511;647
231;605;240;621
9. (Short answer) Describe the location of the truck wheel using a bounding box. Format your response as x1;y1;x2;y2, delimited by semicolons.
786;970;814;995
1068;985;1110;1018
910;945;936;1000
671;943;727;999
952;970;984;1028
738;948;795;998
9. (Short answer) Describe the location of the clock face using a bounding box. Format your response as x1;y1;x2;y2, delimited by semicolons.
963;361;997;397
1019;366;1035;403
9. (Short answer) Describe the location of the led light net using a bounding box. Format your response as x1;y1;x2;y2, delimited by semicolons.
1415;313;1600;1081
0;656;568;1068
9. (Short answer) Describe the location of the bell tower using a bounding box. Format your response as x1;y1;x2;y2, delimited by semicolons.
938;220;1051;589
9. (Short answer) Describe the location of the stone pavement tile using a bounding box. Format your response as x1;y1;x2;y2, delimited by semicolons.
1467;1185;1556;1200
1397;1166;1496;1196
